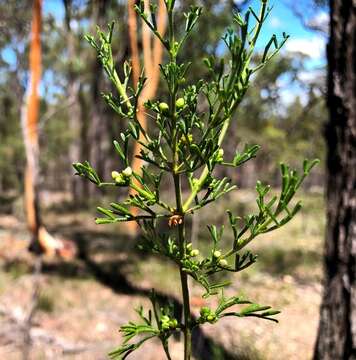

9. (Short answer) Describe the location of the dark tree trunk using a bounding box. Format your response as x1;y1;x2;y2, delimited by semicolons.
79;85;90;201
63;0;86;205
314;1;356;359
88;0;108;198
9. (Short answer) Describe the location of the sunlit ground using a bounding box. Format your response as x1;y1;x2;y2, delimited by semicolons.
0;189;324;359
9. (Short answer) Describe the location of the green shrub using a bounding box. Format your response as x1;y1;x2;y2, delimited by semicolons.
73;1;318;358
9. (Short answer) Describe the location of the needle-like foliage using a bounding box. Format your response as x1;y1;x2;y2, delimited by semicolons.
73;1;319;359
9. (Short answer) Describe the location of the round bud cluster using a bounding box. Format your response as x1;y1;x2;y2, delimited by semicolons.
219;259;228;267
122;166;132;177
111;167;132;186
191;249;200;257
111;171;120;179
186;243;200;257
160;315;178;330
175;97;185;110
159;102;170;115
216;148;224;163
199;307;217;324
212;250;228;267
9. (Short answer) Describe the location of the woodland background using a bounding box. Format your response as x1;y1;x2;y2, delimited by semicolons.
0;0;341;359
0;0;326;198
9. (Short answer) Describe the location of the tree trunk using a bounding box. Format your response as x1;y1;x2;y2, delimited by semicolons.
22;0;43;251
88;0;108;198
126;0;167;234
63;0;86;204
314;1;356;359
21;0;76;259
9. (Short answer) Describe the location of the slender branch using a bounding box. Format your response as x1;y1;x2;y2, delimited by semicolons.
173;174;192;360
183;118;231;211
162;341;173;360
112;70;132;109
182;1;270;212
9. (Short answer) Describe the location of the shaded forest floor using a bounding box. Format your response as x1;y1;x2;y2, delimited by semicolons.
0;190;324;359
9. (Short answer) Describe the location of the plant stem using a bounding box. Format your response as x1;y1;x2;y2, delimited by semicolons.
112;70;132;109
182;2;270;213
169;3;191;357
180;267;192;360
162;341;173;360
173;173;192;360
183;118;231;211
129;181;155;200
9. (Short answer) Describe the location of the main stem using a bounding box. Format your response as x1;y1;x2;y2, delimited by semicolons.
173;173;192;360
168;4;191;357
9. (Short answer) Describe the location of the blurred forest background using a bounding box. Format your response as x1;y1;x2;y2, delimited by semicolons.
0;0;327;199
0;0;334;359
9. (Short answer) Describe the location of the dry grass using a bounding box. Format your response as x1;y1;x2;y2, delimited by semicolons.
0;189;325;359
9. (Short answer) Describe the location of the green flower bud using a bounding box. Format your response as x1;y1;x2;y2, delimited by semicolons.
159;102;169;115
111;171;120;180
219;259;228;267
114;174;126;185
186;243;193;250
216;148;224;163
161;315;172;330
169;319;178;329
213;250;222;258
200;307;211;316
176;97;185;109
191;249;200;257
122;166;132;177
207;314;216;323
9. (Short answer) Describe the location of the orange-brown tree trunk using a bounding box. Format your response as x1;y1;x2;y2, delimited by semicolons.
126;0;167;234
22;0;75;258
23;0;42;241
